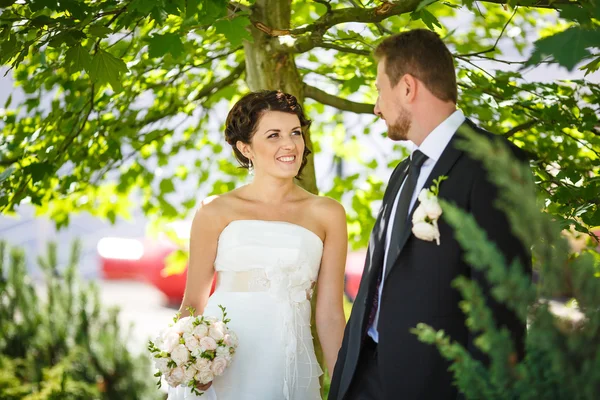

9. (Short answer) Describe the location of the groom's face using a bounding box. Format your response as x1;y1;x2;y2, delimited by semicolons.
374;58;412;141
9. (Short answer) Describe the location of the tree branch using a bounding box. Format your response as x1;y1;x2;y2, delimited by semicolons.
193;62;246;101
304;84;374;114
227;1;251;14
480;0;580;9
504;120;539;138
456;7;517;58
318;42;370;56
254;1;421;53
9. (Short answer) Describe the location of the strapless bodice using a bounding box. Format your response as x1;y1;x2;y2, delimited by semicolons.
214;220;324;296
203;220;325;399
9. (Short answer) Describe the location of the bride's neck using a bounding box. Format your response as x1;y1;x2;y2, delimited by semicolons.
245;175;297;204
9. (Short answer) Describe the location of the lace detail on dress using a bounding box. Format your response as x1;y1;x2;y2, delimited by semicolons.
264;258;322;400
247;273;271;291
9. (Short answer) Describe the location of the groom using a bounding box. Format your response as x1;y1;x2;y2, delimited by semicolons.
329;29;531;400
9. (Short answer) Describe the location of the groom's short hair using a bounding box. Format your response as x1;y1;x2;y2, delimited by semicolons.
374;29;457;103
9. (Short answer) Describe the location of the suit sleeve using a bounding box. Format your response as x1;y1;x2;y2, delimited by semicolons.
468;156;532;362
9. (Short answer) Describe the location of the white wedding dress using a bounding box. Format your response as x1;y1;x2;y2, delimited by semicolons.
168;220;324;400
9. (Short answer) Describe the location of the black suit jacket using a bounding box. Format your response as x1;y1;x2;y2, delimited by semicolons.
329;120;531;400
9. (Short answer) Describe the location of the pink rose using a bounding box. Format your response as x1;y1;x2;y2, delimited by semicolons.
193;323;209;338
171;344;190;366
183;365;197;382
185;336;200;353
165;366;185;387
200;336;217;351
209;325;225;341
211;356;228;376
194;358;211;372
162;330;180;353
195;369;214;385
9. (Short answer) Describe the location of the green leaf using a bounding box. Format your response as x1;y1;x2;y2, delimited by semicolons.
130;0;157;14
526;27;600;71
411;9;442;30
159;178;176;194
0;35;18;64
579;55;600;75
214;16;252;48
0;0;17;7
87;25;113;39
185;0;201;19
89;49;128;92
30;15;54;27
24;162;52;183
0;166;15;183
197;0;228;25
147;32;185;58
4;93;12;108
416;0;439;12
65;45;91;74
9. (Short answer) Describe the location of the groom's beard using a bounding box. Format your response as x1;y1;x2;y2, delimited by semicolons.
386;107;412;141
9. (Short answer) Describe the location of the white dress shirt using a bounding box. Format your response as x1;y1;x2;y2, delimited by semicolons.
368;109;466;343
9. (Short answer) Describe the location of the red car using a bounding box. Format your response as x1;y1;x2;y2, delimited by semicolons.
98;230;367;304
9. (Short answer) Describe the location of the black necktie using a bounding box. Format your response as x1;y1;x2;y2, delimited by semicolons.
367;150;428;330
384;150;428;270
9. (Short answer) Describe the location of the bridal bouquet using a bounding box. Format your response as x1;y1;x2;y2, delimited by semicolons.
148;305;238;396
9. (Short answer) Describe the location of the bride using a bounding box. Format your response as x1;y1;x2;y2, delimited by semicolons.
167;90;348;399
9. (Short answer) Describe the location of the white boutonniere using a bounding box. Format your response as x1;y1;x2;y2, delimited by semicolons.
412;176;447;245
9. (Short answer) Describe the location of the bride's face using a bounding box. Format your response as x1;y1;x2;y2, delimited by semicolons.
240;111;305;179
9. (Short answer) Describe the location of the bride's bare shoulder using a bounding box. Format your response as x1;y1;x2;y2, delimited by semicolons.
192;192;238;231
296;189;346;226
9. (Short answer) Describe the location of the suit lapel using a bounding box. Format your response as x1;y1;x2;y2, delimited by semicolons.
383;126;467;281
360;159;409;299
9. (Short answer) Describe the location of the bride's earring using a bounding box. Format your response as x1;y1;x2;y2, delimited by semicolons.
248;159;254;175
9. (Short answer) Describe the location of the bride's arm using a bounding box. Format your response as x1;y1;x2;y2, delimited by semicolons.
178;196;224;317
314;198;348;375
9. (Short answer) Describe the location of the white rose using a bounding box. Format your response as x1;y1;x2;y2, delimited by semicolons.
165;366;185;387
154;357;170;375
228;332;239;347
185;336;200;353
223;334;234;347
422;198;442;220
171;344;190;366
183;365;197;382
205;316;218;324
211;357;228;376
195;369;214;385
152;330;165;351
417;188;431;203
162;330;181;353
216;346;230;359
412;204;427;223
179;317;195;334
412;221;440;243
200;336;217;351
212;321;226;332
209;325;225;341
193;323;209;338
194;357;211;372
222;332;238;348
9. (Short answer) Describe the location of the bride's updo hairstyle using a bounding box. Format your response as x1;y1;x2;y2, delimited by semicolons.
224;90;312;179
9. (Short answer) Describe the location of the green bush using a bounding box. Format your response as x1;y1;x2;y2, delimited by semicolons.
0;240;162;400
413;127;600;400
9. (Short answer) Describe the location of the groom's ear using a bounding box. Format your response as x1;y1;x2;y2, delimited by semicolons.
401;74;418;103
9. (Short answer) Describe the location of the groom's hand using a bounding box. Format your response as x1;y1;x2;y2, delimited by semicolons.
196;381;212;391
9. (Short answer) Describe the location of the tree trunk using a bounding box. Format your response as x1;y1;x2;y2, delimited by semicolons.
244;0;318;195
243;0;325;392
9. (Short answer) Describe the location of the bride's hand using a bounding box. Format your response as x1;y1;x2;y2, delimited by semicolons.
196;381;212;391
